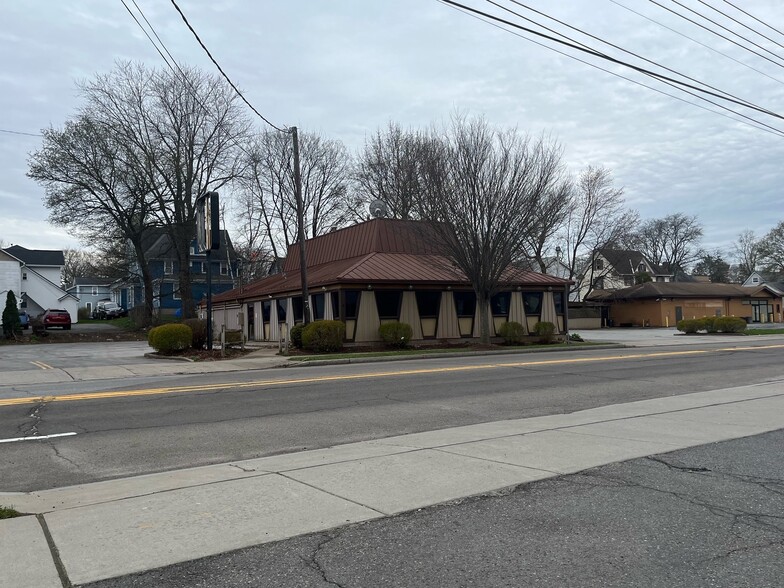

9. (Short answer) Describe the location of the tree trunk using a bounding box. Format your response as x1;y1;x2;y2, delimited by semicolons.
477;295;492;346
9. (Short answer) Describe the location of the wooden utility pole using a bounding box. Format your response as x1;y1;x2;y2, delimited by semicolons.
291;126;311;324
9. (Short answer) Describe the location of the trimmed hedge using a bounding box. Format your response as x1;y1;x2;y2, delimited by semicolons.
183;318;208;349
378;321;413;349
714;316;747;333
289;324;305;349
498;321;526;345
148;323;192;354
678;316;747;334
533;321;556;344
302;320;344;352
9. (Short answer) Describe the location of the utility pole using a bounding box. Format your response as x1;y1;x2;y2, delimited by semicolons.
291;126;311;324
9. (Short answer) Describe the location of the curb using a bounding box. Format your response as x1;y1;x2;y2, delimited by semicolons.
143;352;195;363
283;343;628;368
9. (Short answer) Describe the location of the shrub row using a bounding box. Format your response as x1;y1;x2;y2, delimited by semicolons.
288;320;345;352
677;316;746;334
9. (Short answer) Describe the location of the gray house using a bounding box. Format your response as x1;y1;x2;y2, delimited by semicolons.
66;277;113;316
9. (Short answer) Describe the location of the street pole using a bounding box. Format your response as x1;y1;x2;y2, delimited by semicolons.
291;126;311;324
206;248;213;350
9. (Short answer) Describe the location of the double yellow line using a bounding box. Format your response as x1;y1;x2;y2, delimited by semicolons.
30;360;53;370
1;344;782;408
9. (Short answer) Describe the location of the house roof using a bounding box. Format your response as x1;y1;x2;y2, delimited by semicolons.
215;220;570;304
596;248;671;276
2;245;65;266
588;281;780;301
142;228;237;260
71;277;113;287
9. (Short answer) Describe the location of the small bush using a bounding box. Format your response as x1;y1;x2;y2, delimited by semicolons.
148;323;192;354
302;320;344;352
569;332;584;342
289;324;305;348
378;321;413;349
533;321;556;344
498;321;526;345
699;316;717;333
715;316;747;333
183;318;208;349
677;319;699;334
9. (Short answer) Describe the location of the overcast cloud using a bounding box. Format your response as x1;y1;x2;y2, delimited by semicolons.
2;0;783;256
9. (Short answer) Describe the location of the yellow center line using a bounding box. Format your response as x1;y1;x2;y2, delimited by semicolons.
30;361;52;370
1;343;782;408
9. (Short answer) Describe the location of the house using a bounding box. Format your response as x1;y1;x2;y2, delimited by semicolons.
112;228;239;315
577;248;673;301
742;271;784;294
66;277;113;316
0;245;79;322
588;282;781;327
211;219;572;344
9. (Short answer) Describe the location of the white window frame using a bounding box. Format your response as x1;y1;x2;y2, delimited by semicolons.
91;286;98;296
164;260;173;275
171;282;180;300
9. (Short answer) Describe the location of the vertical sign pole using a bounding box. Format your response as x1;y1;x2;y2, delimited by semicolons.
292;126;310;324
206;247;213;350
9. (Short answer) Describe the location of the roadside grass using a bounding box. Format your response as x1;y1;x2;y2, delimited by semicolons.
80;317;134;329
0;506;21;519
288;341;603;361
746;328;784;335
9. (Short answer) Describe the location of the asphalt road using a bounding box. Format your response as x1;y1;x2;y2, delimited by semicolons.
1;341;783;491
84;429;784;588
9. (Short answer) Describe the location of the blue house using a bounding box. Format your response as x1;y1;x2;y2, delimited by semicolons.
112;228;239;316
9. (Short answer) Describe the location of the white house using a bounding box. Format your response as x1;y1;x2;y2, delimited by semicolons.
0;246;79;323
576;248;674;302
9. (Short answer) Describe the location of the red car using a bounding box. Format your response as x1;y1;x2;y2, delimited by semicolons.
41;309;72;330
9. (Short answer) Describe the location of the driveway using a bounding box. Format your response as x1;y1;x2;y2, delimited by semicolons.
573;325;784;346
0;340;155;372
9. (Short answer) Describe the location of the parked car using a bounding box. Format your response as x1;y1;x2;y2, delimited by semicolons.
93;301;127;320
18;311;30;330
41;309;72;330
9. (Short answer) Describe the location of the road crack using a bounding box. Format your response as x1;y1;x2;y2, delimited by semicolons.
15;399;48;437
299;532;345;587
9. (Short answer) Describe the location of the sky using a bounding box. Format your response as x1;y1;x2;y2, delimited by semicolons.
2;0;783;259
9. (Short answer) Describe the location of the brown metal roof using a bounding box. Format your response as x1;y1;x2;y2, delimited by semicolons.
282;219;444;271
214;220;572;304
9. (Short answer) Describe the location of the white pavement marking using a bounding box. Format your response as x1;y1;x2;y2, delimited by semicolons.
2;381;783;586
0;432;77;444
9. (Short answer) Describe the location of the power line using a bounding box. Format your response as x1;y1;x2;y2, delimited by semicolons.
609;0;784;88
438;0;784;137
168;0;286;132
496;0;774;117
438;0;784;133
0;129;42;137
649;0;784;70
722;0;784;41
119;0;177;72
695;0;784;54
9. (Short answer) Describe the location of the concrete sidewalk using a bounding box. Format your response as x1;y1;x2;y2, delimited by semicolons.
1;380;782;587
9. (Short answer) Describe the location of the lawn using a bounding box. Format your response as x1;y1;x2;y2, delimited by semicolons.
746;328;784;335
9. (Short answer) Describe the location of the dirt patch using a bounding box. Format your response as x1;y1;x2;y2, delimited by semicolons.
1;330;148;345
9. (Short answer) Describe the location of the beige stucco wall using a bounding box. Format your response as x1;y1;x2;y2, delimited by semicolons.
610;294;779;327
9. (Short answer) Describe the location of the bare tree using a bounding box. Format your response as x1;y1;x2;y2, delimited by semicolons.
28;113;159;323
237;129;353;260
355;122;428;220
632;213;703;278
79;61;252;317
732;229;761;281
523;171;574;273
417;117;566;344
559;166;638;300
759;221;784;274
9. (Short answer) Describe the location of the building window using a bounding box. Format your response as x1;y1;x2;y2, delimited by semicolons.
92;286;98;295
171;282;180;300
331;292;340;319
416;291;441;318
523;292;543;315
594;258;604;271
163;260;173;275
638;263;646;272
453;291;476;317
344;290;360;319
276;299;287;322
490;292;511;316
554;291;565;314
752;277;759;283
22;272;27;280
219;262;228;276
592;277;605;290
262;300;271;321
312;293;325;320
375;290;402;320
